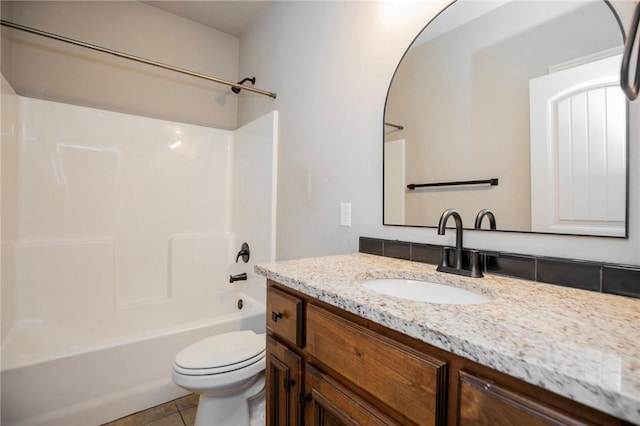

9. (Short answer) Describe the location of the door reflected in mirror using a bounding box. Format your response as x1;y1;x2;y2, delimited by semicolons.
383;0;628;237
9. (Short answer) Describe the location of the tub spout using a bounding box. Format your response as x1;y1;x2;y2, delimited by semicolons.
229;273;247;283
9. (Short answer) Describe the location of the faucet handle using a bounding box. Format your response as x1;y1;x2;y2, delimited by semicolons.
468;250;484;278
439;247;451;268
235;242;250;263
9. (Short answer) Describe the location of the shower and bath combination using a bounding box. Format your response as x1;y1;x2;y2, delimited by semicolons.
1;17;278;426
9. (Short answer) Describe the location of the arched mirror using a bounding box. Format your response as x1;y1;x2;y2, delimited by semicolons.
384;0;628;237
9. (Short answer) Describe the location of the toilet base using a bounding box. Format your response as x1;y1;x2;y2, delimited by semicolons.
194;372;265;426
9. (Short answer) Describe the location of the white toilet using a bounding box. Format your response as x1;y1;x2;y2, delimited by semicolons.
172;330;266;426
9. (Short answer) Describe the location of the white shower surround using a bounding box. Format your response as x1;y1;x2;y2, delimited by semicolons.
0;95;278;425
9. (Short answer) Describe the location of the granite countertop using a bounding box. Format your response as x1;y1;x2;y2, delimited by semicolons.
255;252;640;424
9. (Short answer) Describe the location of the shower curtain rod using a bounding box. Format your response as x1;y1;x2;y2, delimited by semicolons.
385;122;404;130
0;19;278;99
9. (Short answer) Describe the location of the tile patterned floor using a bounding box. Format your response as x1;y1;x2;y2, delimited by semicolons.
102;394;198;426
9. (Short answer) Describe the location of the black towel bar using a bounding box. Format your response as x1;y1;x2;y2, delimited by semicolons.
407;178;498;190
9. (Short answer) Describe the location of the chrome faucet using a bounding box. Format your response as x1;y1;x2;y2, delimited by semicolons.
437;208;483;278
474;209;496;230
438;209;464;269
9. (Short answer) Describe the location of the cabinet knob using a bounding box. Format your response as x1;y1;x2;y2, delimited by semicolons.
283;378;296;390
271;311;283;322
299;393;312;405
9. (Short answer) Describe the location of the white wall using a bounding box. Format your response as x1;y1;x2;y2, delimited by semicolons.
2;1;239;129
239;0;640;266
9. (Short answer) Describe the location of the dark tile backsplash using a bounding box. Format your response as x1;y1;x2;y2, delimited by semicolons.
537;258;601;292
485;253;536;281
383;240;411;260
410;244;442;265
359;237;383;256
358;237;640;299
602;265;640;298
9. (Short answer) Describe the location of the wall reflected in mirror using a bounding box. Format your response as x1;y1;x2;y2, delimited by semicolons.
383;0;628;237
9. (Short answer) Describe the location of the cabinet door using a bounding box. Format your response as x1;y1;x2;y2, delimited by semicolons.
306;304;447;425
458;371;595;426
267;335;303;426
304;365;398;426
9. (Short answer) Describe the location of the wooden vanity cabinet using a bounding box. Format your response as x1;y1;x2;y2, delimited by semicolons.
266;281;631;426
266;283;447;425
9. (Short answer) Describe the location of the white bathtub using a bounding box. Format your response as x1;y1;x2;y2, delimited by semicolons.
1;289;266;426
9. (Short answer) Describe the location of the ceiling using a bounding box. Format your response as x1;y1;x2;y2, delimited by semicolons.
141;1;270;37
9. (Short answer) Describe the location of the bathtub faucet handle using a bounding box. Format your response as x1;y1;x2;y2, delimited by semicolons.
229;273;248;283
235;242;250;263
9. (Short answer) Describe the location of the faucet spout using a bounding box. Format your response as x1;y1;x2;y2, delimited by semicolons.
474;209;496;230
436;209;483;278
438;209;463;269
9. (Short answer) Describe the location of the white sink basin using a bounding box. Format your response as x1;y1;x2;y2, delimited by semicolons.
362;279;490;305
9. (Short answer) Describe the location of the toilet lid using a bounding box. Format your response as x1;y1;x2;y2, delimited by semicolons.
175;330;265;373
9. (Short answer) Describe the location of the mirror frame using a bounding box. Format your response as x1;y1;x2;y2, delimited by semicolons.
382;0;629;238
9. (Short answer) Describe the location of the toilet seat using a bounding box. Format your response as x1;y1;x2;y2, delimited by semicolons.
174;330;266;376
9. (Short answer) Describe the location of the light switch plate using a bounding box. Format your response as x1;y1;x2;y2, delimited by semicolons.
340;203;351;226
